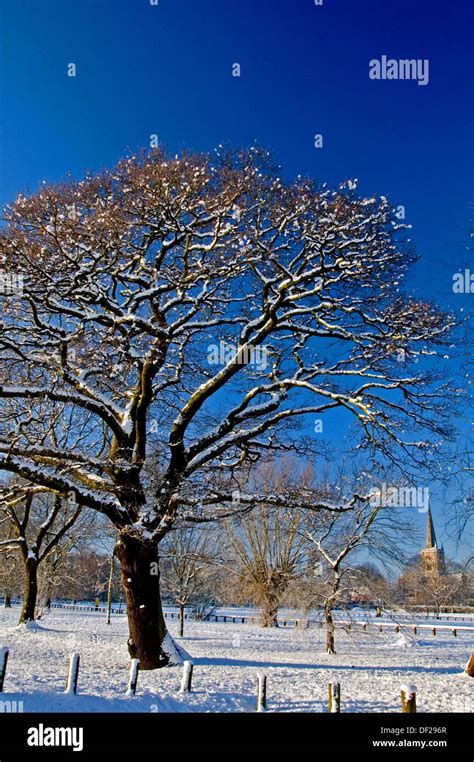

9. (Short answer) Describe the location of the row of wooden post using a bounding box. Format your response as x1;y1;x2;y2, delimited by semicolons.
1;647;473;710
64;654;196;697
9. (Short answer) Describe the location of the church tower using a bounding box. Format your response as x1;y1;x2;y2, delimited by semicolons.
420;507;445;576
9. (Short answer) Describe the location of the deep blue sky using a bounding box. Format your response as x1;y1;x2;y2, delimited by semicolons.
0;0;472;560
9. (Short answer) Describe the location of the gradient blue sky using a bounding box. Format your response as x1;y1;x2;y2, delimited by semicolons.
0;0;472;560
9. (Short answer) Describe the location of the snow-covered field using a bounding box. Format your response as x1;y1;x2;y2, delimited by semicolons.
0;606;472;713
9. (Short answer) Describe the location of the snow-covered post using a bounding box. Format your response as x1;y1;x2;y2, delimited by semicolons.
256;674;267;712
180;660;194;693
0;647;9;692
126;658;140;696
464;652;474;677
401;684;417;713
328;682;340;713
65;652;80;695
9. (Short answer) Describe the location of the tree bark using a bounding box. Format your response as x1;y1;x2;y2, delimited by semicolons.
106;552;115;625
19;557;38;624
115;531;170;670
325;603;336;654
261;593;279;627
178;603;185;637
3;593;11;608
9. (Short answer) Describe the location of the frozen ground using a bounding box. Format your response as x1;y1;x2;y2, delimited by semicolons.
0;606;472;713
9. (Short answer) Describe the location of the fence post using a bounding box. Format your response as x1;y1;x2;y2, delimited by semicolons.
452;628;457;638
432;627;436;636
256;674;267;712
180;660;194;693
0;647;9;692
126;659;140;696
401;684;417;713
65;652;80;695
413;626;417;635
464;651;474;677
328;682;340;713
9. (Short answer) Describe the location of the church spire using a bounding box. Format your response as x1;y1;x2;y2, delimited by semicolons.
426;507;437;549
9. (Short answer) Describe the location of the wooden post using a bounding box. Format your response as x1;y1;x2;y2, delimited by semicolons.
126;658;140;696
452;628;457;638
180;660;194;693
432;627;436;636
0;647;9;692
328;682;341;713
401;684;417;713
65;652;80;695
395;625;400;633
464;651;474;677
413;626;417;635
256;674;267;712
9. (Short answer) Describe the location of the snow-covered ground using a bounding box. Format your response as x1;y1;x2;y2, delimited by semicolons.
0;606;472;713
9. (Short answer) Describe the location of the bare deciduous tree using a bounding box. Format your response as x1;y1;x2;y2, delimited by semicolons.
0;147;455;667
161;524;222;636
299;489;414;653
0;485;86;622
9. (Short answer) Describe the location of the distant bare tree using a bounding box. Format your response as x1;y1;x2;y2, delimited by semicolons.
0;485;85;622
161;524;222;636
0;526;23;607
226;465;308;627
400;558;466;615
300;489;414;654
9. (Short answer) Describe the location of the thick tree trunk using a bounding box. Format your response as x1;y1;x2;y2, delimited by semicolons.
325;604;336;654
178;603;185;637
19;557;38;624
261;592;279;627
115;532;170;670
